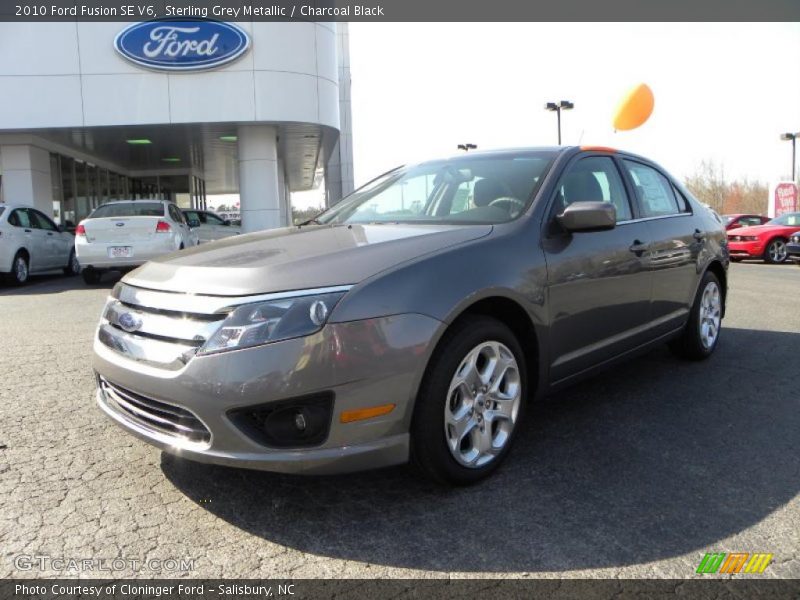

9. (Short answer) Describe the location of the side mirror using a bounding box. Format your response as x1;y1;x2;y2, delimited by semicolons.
223;219;231;226
557;201;616;232
57;224;65;233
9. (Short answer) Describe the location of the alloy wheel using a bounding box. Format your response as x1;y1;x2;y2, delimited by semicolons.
768;240;787;263
699;280;722;349
444;341;521;468
15;256;28;283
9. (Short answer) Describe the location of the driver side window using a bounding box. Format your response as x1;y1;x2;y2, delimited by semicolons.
553;156;633;222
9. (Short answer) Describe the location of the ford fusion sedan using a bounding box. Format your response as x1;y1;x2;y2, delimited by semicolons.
92;146;728;484
76;200;199;284
0;204;80;285
727;212;800;263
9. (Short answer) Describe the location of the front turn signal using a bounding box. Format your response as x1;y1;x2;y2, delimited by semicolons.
340;403;396;424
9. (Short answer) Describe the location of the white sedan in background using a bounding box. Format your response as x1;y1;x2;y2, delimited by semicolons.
75;200;198;284
182;209;241;243
0;204;80;285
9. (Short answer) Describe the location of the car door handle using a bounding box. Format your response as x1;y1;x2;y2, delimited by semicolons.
629;240;649;255
24;229;32;233
47;232;53;236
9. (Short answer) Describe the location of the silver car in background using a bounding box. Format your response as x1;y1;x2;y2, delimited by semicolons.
0;204;80;285
76;200;198;284
92;147;728;485
182;209;241;243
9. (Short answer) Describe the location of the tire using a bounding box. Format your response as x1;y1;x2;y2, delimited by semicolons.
63;249;80;276
411;316;527;485
669;270;723;361
82;268;101;285
764;238;788;264
8;251;30;285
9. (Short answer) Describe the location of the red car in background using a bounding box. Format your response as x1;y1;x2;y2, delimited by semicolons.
723;213;770;230
727;212;800;263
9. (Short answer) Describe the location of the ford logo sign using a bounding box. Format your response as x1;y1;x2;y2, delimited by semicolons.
118;312;143;333
114;19;250;71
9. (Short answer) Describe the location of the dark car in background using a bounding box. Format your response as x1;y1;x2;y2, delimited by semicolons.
787;231;800;265
92;146;728;485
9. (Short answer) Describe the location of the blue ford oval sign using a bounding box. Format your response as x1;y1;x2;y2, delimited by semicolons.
114;20;250;71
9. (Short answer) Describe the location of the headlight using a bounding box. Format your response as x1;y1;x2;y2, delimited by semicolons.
198;291;346;355
792;235;800;244
742;236;759;241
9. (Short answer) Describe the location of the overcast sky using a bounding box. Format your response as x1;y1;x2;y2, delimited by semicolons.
347;22;800;185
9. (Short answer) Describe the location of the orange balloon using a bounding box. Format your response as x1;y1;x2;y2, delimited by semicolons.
613;83;654;131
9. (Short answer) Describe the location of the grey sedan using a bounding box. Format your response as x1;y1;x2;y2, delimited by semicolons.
92;146;728;484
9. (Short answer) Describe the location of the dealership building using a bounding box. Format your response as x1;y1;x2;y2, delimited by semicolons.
0;20;354;231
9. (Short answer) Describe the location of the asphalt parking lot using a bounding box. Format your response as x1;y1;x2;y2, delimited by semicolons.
0;263;798;579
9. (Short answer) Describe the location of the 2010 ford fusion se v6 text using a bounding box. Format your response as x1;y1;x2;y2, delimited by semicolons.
92;146;728;485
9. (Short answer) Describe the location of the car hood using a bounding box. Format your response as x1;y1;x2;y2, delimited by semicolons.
124;223;492;295
729;224;784;236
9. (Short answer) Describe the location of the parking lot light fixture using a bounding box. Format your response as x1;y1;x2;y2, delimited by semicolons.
545;100;574;145
780;132;798;181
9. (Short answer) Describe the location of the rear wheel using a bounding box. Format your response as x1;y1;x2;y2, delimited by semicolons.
411;316;526;485
82;268;101;285
669;271;722;360
63;250;80;276
764;238;788;264
9;252;29;285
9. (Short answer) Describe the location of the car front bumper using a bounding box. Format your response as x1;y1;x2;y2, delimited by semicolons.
92;313;442;475
727;239;764;259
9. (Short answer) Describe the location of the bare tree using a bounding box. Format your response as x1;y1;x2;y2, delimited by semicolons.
684;160;769;215
685;160;727;213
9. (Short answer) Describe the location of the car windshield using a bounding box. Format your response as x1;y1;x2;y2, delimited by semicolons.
316;151;556;226
766;212;800;226
90;202;165;218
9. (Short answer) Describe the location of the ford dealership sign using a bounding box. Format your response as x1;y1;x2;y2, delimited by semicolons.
114;20;250;71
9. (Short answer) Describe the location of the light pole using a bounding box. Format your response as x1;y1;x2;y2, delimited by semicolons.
545;100;574;145
780;132;798;181
457;143;477;152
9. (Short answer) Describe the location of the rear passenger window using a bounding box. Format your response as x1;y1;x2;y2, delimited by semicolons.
623;160;682;217
10;209;31;228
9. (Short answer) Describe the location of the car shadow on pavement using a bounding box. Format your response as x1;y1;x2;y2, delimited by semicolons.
162;327;800;573
0;271;121;295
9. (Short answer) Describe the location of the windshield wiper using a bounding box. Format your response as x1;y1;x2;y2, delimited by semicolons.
297;218;322;227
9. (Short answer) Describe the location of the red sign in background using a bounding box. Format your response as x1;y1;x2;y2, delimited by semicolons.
773;183;799;217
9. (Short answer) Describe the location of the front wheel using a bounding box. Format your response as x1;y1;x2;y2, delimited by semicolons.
764;238;788;264
411;316;526;485
669;271;723;360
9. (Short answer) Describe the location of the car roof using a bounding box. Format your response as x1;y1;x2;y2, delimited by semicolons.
99;199;171;204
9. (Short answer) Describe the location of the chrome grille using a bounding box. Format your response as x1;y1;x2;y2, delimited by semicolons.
99;376;211;445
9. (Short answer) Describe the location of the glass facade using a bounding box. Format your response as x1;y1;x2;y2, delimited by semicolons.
49;152;205;226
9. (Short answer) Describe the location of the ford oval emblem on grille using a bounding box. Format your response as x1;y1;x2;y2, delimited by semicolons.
118;312;143;333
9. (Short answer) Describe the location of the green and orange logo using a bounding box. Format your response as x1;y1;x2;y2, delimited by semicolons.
696;552;773;574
